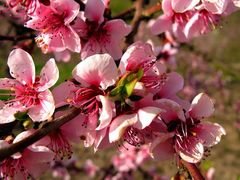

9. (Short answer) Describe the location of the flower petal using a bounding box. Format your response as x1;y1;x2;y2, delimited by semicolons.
135;107;163;129
85;0;105;23
73;54;119;90
172;0;200;13
150;137;174;161
191;122;226;147
202;0;228;14
38;58;59;91
0;105;19;124
28;90;55;122
8;49;35;85
151;15;172;35
109;114;138;143
189;93;214;119
0;78;21;90
96;95;114;130
176;137;204;163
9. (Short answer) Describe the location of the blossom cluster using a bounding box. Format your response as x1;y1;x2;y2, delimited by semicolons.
0;0;238;179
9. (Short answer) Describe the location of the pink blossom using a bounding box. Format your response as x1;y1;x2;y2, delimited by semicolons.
0;49;59;123
0;130;54;179
83;159;99;178
151;93;226;163
112;144;150;172
109;106;163;147
25;0;80;53
150;0;230;40
71;0;131;60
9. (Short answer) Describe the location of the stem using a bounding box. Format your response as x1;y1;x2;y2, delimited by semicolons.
0;34;35;42
180;159;205;180
0;107;80;162
125;0;144;46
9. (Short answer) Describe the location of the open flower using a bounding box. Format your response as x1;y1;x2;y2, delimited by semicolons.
72;0;131;60
151;93;226;163
0;48;59;123
0;130;54;179
25;0;80;53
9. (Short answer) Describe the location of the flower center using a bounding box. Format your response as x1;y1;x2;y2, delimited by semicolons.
49;130;72;160
123;126;145;147
0;158;32;179
70;86;103;115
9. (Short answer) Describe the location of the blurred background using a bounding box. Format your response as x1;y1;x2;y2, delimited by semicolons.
0;0;240;179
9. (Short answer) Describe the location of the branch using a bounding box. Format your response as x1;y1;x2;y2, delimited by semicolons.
0;107;80;162
125;0;144;46
0;34;35;42
180;159;205;180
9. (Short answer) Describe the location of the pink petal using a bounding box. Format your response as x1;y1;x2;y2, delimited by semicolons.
134;107;163;129
8;49;35;85
159;72;184;98
202;0;228;14
103;19;131;39
0;78;21;90
151;15;172;35
0;105;19;124
61;114;85;143
189;93;214;119
162;0;174;15
51;0;80;24
96;95;114;130
155;99;186;123
52;81;76;108
233;0;240;7
191;122;226;147
38;58;59;91
44;32;65;52
28;90;55;122
184;12;205;39
61;26;81;53
150;134;174;161
119;41;156;74
109;114;138;143
54;50;71;63
85;0;105;23
172;0;200;13
73;54;119;90
71;14;88;37
176;136;204;163
81;37;101;59
103;37;123;60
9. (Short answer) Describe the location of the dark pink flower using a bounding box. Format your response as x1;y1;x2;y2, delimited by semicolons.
25;0;80;53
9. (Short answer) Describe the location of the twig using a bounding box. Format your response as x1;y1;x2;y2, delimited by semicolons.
0;107;80;162
125;0;144;46
180;159;205;180
0;34;35;42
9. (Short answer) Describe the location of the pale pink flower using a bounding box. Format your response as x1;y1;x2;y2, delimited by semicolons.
25;0;80;53
83;159;99;178
0;49;59;123
151;93;226;163
0;130;54;179
71;0;131;60
112;144;150;172
54;50;71;63
109;106;163;147
151;0;230;40
70;53;118;130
